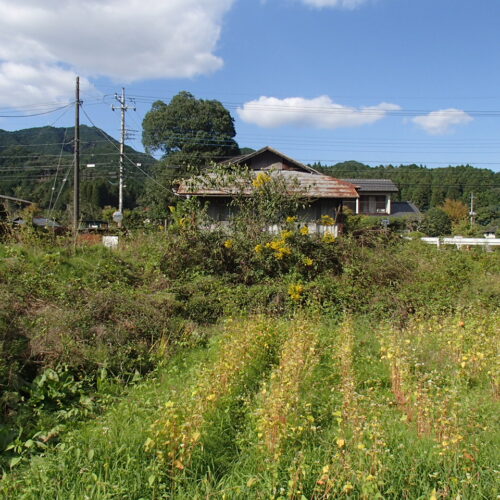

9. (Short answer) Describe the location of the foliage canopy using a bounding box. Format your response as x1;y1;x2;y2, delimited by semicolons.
142;91;240;167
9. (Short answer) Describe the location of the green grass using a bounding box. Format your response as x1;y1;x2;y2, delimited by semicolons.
0;347;210;499
1;233;498;498
2;313;498;499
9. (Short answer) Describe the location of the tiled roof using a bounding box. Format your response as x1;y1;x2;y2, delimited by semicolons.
177;170;359;199
341;178;399;193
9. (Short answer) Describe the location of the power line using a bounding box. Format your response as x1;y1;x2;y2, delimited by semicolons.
80;104;173;194
0;103;73;118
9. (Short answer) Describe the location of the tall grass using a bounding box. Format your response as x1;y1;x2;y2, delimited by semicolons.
1;312;498;499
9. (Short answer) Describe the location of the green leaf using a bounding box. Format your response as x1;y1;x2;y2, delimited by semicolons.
9;456;22;468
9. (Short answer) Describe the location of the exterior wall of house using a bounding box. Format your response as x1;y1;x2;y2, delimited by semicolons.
203;197;342;223
344;193;391;215
246;151;302;171
298;199;341;221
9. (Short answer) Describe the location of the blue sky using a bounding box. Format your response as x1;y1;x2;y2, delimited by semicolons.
0;0;499;171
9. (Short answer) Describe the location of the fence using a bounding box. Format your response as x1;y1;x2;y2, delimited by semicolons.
420;236;500;250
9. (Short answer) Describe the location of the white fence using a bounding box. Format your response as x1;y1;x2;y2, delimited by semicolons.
207;222;339;237
267;223;338;237
420;236;500;249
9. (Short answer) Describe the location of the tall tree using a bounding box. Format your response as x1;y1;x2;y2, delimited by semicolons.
142;91;240;168
440;198;468;224
141;91;240;216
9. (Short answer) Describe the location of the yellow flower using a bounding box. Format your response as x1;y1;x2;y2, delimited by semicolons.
343;482;354;493
253;172;271;188
223;239;234;249
254;244;264;254
288;284;304;301
300;226;309;235
303;257;314;267
323;232;336;243
336;438;345;448
281;230;294;240
321;214;335;226
286;216;297;223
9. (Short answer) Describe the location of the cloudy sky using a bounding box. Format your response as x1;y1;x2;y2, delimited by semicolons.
1;0;499;170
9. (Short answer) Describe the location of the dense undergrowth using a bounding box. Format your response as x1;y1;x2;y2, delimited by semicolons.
0;220;498;498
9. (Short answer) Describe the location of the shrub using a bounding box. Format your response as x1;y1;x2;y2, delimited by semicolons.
419;208;451;236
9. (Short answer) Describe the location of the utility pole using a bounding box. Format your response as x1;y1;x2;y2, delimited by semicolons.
112;88;135;227
469;192;476;226
73;76;81;234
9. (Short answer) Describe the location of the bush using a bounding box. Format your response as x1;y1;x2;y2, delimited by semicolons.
419;208;451;236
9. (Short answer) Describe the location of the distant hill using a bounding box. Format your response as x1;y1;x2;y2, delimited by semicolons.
0;125;156;217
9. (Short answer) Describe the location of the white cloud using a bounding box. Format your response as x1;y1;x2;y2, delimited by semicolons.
0;62;92;108
0;0;234;91
237;95;400;129
298;0;369;9
411;109;473;135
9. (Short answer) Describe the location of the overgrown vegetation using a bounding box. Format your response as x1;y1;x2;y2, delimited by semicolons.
0;193;498;498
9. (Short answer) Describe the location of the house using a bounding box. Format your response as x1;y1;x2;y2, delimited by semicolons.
177;147;359;226
339;179;421;219
340;179;398;215
176;147;420;231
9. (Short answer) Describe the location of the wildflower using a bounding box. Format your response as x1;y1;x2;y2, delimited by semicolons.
300;226;309;235
323;232;335;243
288;284;304;301
223;239;234;249
303;257;314;267
286;216;297;223
253;172;271;188
281;230;294;240
336;438;345;448
320;214;335;226
254;244;264;254
343;482;354;493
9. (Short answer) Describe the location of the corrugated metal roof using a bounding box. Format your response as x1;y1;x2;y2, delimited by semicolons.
340;178;399;193
177;170;359;199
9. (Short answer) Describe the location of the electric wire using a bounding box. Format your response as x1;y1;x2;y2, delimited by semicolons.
80;105;173;194
47;128;68;214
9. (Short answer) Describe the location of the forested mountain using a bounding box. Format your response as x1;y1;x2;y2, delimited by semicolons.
313;160;500;214
0;126;156;218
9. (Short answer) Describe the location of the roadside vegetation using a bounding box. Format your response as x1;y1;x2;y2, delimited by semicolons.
0;195;498;498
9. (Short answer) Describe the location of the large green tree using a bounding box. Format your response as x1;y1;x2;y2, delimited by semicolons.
141;91;240;217
142;91;240;167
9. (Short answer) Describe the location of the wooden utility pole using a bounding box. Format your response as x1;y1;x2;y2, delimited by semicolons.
73;76;80;234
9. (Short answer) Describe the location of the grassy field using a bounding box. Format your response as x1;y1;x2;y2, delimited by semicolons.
1;312;498;499
0;227;498;498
